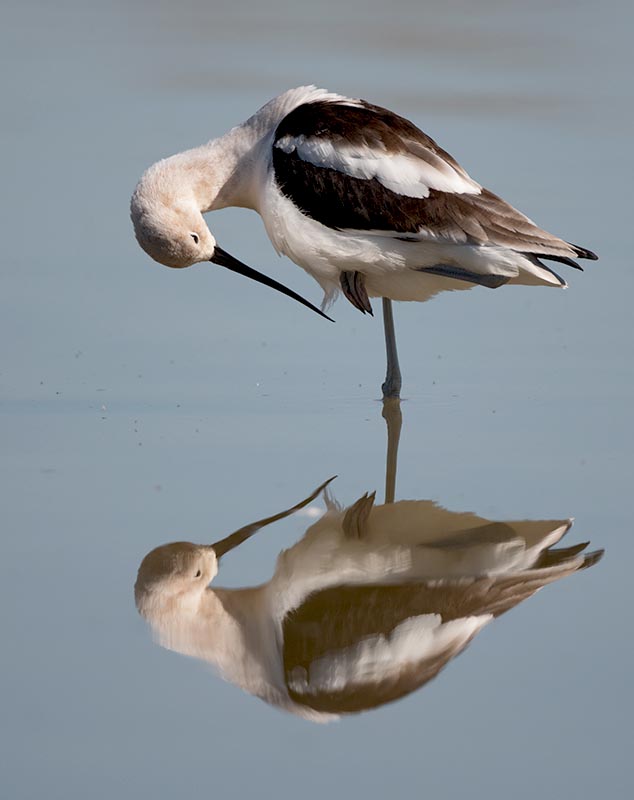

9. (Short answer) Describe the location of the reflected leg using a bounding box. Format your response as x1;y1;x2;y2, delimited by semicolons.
382;396;402;504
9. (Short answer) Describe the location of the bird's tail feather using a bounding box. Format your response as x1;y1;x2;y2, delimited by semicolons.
522;241;598;281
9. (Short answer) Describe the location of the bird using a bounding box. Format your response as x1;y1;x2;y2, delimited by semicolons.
130;86;598;398
135;479;602;722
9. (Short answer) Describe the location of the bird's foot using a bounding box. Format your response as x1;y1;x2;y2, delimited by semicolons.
382;372;402;399
340;271;373;315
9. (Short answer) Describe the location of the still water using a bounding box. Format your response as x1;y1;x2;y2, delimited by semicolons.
1;1;632;798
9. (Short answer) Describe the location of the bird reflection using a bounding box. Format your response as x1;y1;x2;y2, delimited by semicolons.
135;473;602;722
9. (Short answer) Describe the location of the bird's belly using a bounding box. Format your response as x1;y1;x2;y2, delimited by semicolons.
364;269;477;303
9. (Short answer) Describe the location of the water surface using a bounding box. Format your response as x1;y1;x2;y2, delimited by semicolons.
1;1;632;798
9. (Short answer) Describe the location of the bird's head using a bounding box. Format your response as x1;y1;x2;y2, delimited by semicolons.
134;542;219;619
130;166;216;269
130;161;333;320
134;477;336;621
133;505;292;619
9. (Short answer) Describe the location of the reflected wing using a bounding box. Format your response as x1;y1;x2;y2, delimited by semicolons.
283;582;487;714
272;99;595;263
282;544;601;714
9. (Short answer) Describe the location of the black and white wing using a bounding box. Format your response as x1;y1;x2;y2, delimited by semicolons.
272;99;596;266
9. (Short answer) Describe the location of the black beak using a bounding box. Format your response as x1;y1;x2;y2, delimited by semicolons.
210;476;336;559
210;246;333;322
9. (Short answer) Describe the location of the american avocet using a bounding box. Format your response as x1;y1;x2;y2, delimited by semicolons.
131;86;598;398
135;480;602;722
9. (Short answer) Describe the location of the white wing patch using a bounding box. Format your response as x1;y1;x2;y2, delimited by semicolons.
275;134;481;198
287;613;491;696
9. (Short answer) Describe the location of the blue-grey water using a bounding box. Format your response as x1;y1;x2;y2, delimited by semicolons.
1;1;632;798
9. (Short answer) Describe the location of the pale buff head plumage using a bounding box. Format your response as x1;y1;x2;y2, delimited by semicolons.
130;161;217;269
134;542;219;618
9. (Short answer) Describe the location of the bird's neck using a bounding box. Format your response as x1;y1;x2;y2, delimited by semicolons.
155;102;280;216
143;586;267;680
151;87;326;215
145;585;309;711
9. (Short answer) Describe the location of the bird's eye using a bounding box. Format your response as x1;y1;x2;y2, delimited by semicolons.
190;233;199;245
194;569;202;578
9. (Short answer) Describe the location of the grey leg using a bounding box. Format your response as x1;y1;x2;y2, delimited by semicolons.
381;297;402;399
